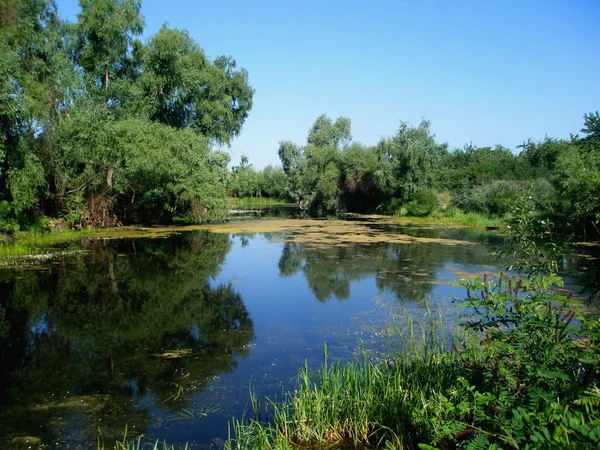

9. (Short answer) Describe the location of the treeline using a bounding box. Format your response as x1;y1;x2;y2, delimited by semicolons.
0;0;253;231
228;156;288;199
267;112;600;236
1;2;598;237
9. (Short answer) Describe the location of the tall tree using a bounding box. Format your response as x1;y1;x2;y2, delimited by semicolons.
0;0;74;213
74;0;143;104
143;26;253;145
374;120;447;201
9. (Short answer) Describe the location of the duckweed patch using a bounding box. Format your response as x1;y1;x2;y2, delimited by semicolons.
192;217;478;246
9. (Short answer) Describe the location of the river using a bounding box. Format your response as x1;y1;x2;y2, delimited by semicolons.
0;215;590;449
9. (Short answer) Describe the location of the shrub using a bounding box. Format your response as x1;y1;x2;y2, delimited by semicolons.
0;200;20;234
452;180;525;216
405;189;439;217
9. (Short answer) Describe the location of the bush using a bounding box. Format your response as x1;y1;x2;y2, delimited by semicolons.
0;200;20;234
405;189;439;217
376;197;404;215
452;180;524;216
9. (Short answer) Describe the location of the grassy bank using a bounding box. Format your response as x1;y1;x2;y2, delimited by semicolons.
0;228;101;260
229;197;291;205
225;273;600;449
392;211;502;228
0;226;183;263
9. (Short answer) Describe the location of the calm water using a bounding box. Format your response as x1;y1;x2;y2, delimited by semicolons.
0;219;587;449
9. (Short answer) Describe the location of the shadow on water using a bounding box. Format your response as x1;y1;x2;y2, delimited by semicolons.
227;204;303;222
0;232;253;448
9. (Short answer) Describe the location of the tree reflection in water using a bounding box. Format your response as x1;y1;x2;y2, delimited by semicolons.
0;231;253;447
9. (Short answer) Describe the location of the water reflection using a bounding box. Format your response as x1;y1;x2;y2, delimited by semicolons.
0;232;253;447
277;238;499;304
0;224;513;449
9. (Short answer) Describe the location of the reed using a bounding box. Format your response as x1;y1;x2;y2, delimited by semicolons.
225;273;600;449
97;427;188;450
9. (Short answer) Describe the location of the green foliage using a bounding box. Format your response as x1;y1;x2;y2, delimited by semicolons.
0;0;252;228
451;180;522;216
278;115;350;215
553;136;600;233
0;200;19;234
500;189;568;275
143;26;253;145
374;120;447;201
60;192;88;227
405;189;439;217
307;114;351;148
74;0;144;103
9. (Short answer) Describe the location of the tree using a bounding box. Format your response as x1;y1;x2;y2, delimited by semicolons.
277;115;351;214
581;111;600;141
0;0;75;215
374;120;447;202
307;114;351;148
229;155;258;198
143;26;253;145
74;0;144;104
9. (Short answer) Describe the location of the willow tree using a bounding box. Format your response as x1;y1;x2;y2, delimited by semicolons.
143;25;253;145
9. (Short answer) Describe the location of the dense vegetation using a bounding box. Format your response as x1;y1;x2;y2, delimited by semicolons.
1;2;598;239
0;0;253;231
270;112;600;238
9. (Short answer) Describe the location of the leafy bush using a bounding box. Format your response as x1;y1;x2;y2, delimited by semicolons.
376;197;404;215
452;180;525;216
60;193;89;228
0;200;20;234
405;189;439;217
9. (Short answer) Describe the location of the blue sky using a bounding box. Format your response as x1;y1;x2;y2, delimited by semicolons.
56;0;600;169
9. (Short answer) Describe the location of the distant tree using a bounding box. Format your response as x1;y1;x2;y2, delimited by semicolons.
261;165;288;198
374;120;447;201
552;112;600;234
229;155;258;198
278;115;351;214
581;111;600;141
307;114;351;148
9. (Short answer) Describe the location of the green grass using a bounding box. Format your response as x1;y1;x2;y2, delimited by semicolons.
0;228;100;260
97;428;188;450
225;314;464;450
394;211;502;228
229;197;291;205
225;273;600;450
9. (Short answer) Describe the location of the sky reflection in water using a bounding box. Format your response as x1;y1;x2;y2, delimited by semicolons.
0;224;510;448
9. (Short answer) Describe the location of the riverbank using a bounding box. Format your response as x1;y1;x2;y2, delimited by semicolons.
224;273;600;449
0;212;502;262
228;197;291;205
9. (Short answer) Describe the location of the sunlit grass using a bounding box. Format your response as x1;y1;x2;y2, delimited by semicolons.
395;211;502;228
225;311;459;450
229;197;290;205
0;227;120;265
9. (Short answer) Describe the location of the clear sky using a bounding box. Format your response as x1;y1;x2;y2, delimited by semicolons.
55;0;600;169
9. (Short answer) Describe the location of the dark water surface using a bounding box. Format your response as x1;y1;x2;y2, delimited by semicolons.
0;219;588;449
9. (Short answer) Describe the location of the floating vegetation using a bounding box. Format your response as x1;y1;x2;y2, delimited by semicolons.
153;349;193;359
1;216;484;266
191;217;478;246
